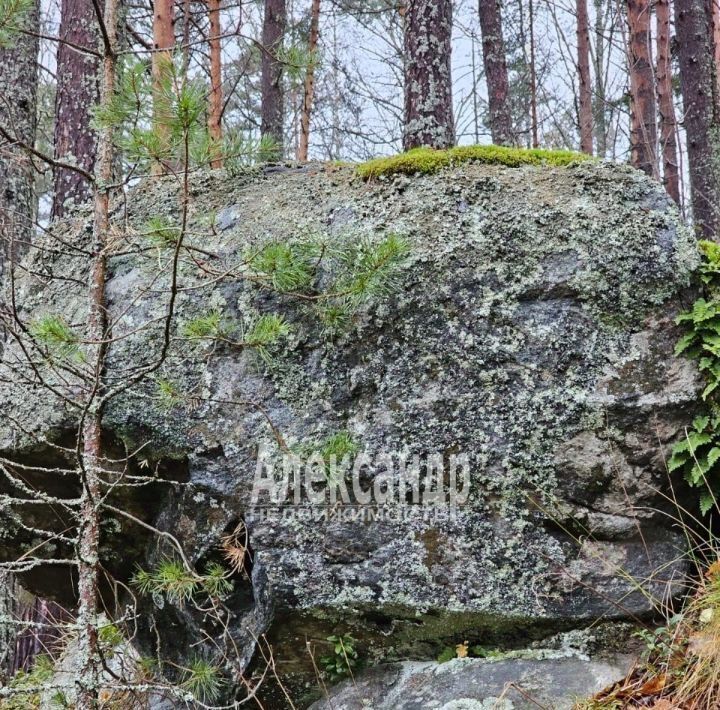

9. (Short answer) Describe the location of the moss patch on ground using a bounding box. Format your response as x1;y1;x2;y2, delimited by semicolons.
356;145;592;179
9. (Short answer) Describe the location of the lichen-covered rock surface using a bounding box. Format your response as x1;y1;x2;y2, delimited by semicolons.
0;159;701;705
309;650;633;710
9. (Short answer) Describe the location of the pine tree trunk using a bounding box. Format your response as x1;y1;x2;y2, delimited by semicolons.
593;0;608;157
713;0;720;88
8;591;69;675
182;0;191;74
152;0;174;174
403;0;455;150
298;0;321;161
656;0;680;203
76;0;117;704
208;0;223;168
528;0;539;148
577;0;593;154
626;0;658;177
52;0;100;217
0;0;38;274
0;6;39;677
0;575;20;674
478;0;512;146
261;0;286;159
675;0;720;238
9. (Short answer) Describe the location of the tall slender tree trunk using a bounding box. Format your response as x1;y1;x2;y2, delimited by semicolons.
329;4;341;159
298;0;321;161
577;0;593;154
528;0;539;147
9;592;68;674
75;0;118;705
0;574;17;673
403;0;455;150
656;0;680;203
53;0;100;217
478;0;513;145
261;0;287;159
182;0;191;75
0;5;38;676
152;0;175;174
713;0;720;89
626;0;659;177
593;0;608;157
472;32;480;143
0;0;38;275
208;0;223;168
675;0;720;238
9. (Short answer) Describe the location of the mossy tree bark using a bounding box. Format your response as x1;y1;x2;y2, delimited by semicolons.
52;0;100;217
477;0;512;146
0;3;38;678
675;0;720;239
0;0;38;274
402;0;455;150
261;0;286;159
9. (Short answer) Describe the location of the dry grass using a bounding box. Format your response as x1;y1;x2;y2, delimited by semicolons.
576;552;720;709
220;520;250;576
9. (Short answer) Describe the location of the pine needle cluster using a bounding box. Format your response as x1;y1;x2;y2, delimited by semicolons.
0;0;32;46
248;231;409;338
93;57;269;172
30;315;82;361
131;558;233;605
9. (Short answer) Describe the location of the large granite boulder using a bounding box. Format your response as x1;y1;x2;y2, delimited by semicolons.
0;158;700;704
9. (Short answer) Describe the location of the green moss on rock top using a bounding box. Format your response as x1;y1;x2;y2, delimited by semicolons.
357;144;592;179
